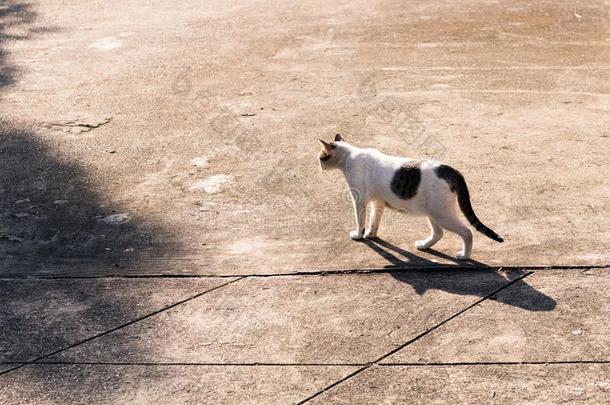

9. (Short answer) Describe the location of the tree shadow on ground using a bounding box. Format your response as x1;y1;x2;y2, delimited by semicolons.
0;2;177;273
0;1;34;87
0;121;179;272
0;0;185;381
361;237;556;312
0;0;59;88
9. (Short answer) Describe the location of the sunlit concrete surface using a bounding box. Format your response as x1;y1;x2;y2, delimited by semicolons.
0;0;608;402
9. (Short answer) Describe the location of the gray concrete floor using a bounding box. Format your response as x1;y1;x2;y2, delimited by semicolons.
0;0;609;403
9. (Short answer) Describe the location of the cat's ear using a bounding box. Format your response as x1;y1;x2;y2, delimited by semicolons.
334;133;344;142
319;139;335;153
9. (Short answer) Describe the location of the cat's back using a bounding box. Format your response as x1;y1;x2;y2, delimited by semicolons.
353;148;407;178
354;147;443;179
369;148;439;171
357;148;406;166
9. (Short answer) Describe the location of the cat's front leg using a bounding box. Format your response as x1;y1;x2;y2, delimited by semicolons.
349;189;366;240
365;201;384;238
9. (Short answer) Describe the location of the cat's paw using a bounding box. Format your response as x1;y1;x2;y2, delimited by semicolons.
350;230;364;240
415;240;431;250
455;251;470;260
364;230;377;239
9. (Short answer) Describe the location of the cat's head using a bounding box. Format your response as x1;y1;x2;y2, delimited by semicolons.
318;133;345;170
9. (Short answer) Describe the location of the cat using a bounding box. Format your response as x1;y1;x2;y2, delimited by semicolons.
318;134;503;260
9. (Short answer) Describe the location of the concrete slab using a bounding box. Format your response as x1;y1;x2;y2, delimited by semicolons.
1;0;609;276
0;364;355;404
384;269;609;363
312;364;610;403
49;271;536;364
0;278;233;362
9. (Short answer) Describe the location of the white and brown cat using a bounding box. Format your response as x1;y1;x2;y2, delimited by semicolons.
318;134;503;259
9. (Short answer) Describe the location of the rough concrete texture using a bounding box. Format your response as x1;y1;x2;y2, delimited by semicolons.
0;278;234;362
311;364;610;404
0;0;609;403
0;0;609;276
49;271;530;364
0;364;356;404
0;365;17;374
384;269;609;363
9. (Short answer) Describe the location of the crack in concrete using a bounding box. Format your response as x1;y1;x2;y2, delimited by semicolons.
43;115;112;134
0;277;246;378
296;271;535;404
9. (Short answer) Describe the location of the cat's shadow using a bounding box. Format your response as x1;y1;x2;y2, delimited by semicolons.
361;237;556;312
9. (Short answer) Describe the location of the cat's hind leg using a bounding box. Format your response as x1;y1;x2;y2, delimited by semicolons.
365;201;385;238
415;216;444;250
431;212;473;260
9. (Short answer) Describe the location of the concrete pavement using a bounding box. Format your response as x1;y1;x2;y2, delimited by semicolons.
1;269;608;403
0;0;608;403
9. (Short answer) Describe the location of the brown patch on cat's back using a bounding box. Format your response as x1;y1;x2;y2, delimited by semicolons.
391;160;422;200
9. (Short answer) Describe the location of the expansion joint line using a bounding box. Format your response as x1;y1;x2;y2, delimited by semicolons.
296;271;534;404
1;359;607;367
0;277;246;378
1;263;607;280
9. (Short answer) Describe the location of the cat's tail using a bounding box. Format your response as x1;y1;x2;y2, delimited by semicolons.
435;165;504;243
